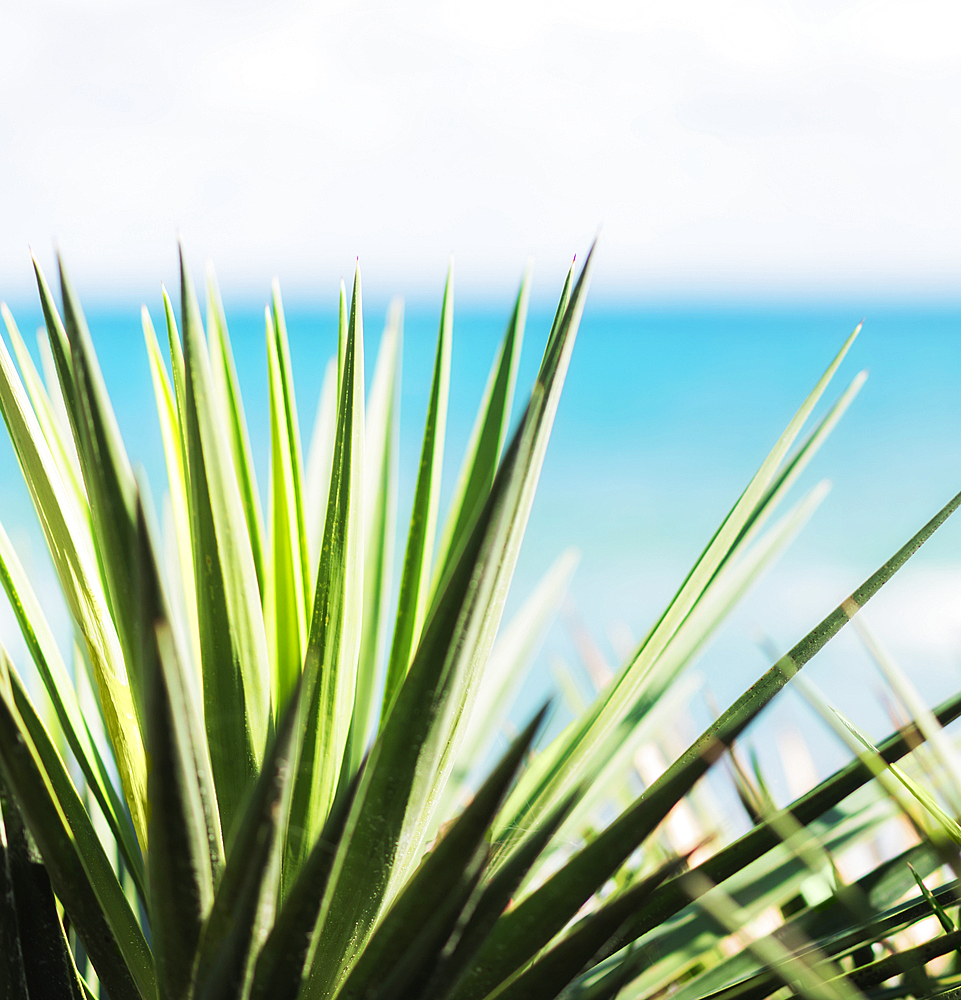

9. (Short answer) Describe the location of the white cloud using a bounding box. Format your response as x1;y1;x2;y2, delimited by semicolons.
0;0;958;299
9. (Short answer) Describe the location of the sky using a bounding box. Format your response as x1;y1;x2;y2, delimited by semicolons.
1;0;960;302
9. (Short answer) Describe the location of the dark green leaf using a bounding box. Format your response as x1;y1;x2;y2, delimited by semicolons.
495;856;688;1000
0;655;152;1000
248;762;364;1000
193;677;303;1000
133;487;222;1000
337;706;549;1000
421;793;580;1000
1;775;86;1000
690;879;961;1000
454;484;961;1000
596;686;961;967
1;303;85;511
0;776;37;1000
0;519;144;893
652;840;943;1000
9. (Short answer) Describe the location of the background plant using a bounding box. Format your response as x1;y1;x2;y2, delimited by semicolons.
0;244;959;1000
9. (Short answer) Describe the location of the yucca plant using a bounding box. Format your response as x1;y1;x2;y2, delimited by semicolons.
1;241;960;1000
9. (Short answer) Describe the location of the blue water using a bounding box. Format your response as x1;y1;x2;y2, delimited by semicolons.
2;287;960;813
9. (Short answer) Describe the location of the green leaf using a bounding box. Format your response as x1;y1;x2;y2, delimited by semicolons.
146;625;218;1000
285;263;365;878
722;371;866;564
382;264;452;717
1;302;86;512
661;840;944;1000
301;247;595;999
310;398;526;996
0;276;148;852
271;282;310;603
248;762;364;1000
433;260;572;653
0;773;64;1000
842;927;961;994
575;797;884;1000
51;256;146;730
132;487;223;1000
346;299;402;778
909;863;954;933
432;269;528;588
162;285;188;429
142;304;202;680
206;265;266;597
421;794;580;1000
8;666;152;986
596;684;961;971
553;482;830;855
451;546;578;791
854;614;961;817
494;857;688;1000
37;320;78;449
193;677;303;1000
453;483;961;1000
265;288;309;715
0;516;145;894
401;251;590;882
818;692;961;846
0;652;153;1000
337;706;548;1000
304;356;337;572
676;877;961;1000
497;325;864;851
178;246;271;835
336;280;348;399
685;873;858;1000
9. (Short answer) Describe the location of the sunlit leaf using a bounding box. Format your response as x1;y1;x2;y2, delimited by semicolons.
285;263;365;878
382;264;452;716
177;247;270;835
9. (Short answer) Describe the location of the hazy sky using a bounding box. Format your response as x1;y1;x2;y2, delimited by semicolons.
1;0;959;300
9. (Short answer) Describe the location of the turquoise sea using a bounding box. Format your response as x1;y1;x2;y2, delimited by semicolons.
1;290;960;815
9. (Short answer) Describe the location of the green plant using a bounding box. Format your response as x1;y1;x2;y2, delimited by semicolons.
0;243;960;1000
